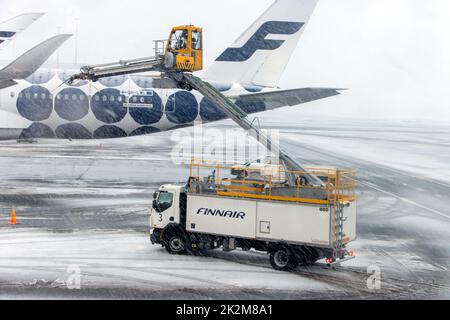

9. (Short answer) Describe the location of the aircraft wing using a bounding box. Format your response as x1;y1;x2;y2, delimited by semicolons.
0;79;17;89
228;87;343;110
0;34;72;89
0;13;44;50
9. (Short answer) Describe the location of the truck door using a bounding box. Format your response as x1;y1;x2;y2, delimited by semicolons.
190;29;202;71
151;191;176;229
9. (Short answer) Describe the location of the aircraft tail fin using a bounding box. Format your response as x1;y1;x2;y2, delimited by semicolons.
0;13;44;50
203;0;318;88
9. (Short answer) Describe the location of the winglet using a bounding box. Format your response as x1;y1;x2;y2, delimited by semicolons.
0;34;72;85
0;13;45;49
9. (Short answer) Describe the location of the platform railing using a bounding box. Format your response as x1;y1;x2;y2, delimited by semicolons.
188;159;356;206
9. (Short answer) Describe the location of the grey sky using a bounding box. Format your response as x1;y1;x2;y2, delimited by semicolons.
0;0;449;121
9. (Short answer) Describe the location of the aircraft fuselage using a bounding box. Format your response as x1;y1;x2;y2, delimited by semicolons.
0;68;266;140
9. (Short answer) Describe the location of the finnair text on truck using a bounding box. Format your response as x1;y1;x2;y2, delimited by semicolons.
196;208;246;219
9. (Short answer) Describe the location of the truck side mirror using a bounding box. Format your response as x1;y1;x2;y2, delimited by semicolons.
153;192;158;199
152;200;158;209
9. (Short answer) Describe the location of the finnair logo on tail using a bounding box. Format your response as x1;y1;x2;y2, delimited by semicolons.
216;21;303;62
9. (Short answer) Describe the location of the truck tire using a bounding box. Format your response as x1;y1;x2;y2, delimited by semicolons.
269;246;298;271
165;234;187;255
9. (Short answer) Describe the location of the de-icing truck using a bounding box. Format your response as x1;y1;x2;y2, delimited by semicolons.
150;160;356;271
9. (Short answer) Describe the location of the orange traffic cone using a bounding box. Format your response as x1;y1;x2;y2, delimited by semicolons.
10;209;16;225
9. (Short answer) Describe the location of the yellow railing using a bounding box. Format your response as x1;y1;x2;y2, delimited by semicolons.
188;159;356;206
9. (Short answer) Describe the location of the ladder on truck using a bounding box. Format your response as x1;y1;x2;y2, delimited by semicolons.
330;170;353;263
333;201;346;260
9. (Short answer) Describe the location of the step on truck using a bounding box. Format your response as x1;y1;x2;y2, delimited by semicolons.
150;160;356;271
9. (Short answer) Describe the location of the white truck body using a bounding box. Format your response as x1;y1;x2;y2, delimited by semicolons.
150;185;356;250
185;194;356;248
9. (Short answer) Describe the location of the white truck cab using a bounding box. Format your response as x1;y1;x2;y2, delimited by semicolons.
150;184;184;230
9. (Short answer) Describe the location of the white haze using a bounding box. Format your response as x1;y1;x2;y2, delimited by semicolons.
0;0;449;122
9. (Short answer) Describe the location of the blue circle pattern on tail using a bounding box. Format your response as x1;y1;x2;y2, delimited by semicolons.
94;125;128;139
20;123;55;139
129;91;163;125
56;123;92;139
17;86;53;121
165;91;198;124
55;88;89;121
91;89;127;124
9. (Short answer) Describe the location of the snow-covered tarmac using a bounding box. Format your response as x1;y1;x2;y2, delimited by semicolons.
0;118;449;299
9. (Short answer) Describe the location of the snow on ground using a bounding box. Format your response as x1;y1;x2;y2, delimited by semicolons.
273;118;450;184
0;228;337;295
0;118;449;299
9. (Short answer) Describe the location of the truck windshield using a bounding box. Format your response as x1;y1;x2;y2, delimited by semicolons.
155;191;173;212
169;29;188;50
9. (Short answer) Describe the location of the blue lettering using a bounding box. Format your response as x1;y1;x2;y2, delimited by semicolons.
196;208;247;219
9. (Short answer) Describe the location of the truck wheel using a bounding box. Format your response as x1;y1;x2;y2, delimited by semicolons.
165;234;186;255
270;247;298;271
